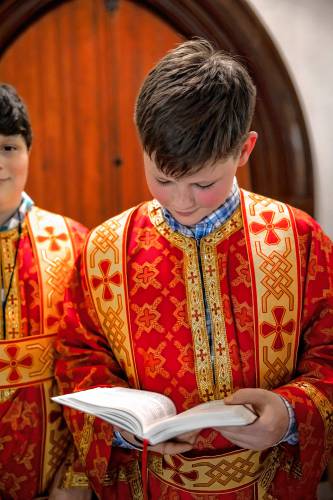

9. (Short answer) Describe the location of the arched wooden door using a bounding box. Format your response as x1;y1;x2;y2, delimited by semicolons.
0;0;313;228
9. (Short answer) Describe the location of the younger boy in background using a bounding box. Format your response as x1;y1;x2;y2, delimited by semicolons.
0;84;92;499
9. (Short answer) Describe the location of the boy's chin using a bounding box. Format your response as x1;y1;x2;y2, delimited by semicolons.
171;210;203;226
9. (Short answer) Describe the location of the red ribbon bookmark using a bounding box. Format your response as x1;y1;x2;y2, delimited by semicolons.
142;438;150;500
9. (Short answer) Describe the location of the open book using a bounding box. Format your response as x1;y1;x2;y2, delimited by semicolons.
52;387;257;445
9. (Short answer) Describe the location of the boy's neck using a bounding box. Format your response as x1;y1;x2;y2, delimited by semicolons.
0;202;22;227
0;210;16;227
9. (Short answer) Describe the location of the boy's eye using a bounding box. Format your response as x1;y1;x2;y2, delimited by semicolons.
1;145;17;152
156;179;171;185
195;182;215;189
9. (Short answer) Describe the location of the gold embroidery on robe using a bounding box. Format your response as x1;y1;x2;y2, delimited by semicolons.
149;201;242;401
241;190;301;389
292;381;333;459
201;207;243;398
0;226;26;341
86;206;140;388
149;449;265;493
27;208;76;333
0;333;55;388
0;227;26;403
28;207;76;491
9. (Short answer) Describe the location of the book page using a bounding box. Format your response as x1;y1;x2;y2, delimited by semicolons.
181;399;257;418
145;399;257;445
53;387;177;436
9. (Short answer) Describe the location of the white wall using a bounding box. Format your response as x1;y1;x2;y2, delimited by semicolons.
247;0;333;238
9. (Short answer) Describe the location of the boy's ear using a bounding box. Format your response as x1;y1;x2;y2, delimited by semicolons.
237;131;258;167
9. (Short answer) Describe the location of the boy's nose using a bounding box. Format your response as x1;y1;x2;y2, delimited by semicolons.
173;187;195;209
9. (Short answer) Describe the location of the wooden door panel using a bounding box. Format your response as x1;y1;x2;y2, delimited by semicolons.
0;0;185;227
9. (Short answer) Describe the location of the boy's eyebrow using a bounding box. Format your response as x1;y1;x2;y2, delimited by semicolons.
156;174;173;181
155;174;219;184
191;179;216;184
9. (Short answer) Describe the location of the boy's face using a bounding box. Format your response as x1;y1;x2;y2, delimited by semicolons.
0;134;29;225
144;132;257;226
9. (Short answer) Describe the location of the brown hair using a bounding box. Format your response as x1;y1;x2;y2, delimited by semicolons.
135;38;256;178
0;83;32;149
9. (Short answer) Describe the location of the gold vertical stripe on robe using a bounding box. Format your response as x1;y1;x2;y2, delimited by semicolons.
28;207;76;491
241;190;301;388
86;206;140;388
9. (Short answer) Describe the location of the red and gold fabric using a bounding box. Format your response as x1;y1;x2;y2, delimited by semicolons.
0;207;89;499
56;190;333;500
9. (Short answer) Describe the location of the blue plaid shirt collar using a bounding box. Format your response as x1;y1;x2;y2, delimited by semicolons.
162;178;240;240
0;192;34;232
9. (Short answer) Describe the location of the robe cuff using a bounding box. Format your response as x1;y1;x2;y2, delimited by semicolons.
113;430;143;450
277;396;299;445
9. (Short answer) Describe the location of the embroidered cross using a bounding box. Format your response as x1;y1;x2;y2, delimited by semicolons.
163;455;198;485
8;295;18;306
150;205;161;217
162;227;171;237
216;342;225;356
0;345;32;382
91;259;121;301
206;264;215;277
139;307;156;328
261;306;295;350
220;384;229;397
36;226;68;251
6;327;20;339
138;265;156;285
188;271;197;284
249;210;290;245
192;309;202;322
138;230;153;247
211;302;220;316
4;263;14;273
197;348;208;362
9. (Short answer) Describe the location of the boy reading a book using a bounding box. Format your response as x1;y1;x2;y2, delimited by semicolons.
55;39;333;499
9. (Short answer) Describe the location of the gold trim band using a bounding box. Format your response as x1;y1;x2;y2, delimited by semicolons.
149;449;263;493
0;333;55;388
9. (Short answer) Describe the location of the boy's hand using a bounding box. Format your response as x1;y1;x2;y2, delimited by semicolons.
215;388;290;451
150;430;200;455
49;489;92;500
119;429;199;455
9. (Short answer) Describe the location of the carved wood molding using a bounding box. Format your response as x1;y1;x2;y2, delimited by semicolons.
0;1;66;53
0;0;314;213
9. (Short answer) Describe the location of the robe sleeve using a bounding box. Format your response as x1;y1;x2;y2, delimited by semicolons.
55;233;130;496
273;210;333;498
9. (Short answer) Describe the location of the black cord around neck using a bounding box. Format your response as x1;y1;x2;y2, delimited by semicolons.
1;218;23;337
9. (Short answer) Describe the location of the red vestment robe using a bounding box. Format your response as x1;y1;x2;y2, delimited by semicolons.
0;207;88;499
56;190;333;500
